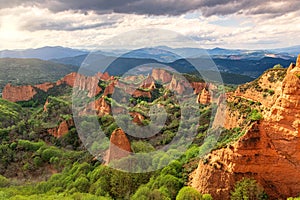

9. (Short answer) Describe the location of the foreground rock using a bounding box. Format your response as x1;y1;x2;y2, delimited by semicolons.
191;55;300;199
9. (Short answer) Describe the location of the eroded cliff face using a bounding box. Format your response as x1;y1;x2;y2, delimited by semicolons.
198;88;211;105
35;82;56;92
58;72;105;98
152;68;173;83
191;56;300;200
2;84;37;102
2;72;108;102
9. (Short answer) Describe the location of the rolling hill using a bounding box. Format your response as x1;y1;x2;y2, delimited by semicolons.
0;58;78;93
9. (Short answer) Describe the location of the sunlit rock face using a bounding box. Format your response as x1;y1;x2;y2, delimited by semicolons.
191;55;300;200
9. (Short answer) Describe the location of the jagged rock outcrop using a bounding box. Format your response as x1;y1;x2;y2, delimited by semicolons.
43;98;49;112
82;97;111;117
140;74;156;90
2;84;37;102
35;82;56;92
152;68;173;83
47;119;74;138
198;88;211;105
103;81;116;96
132;89;152;99
191;82;206;94
59;72;103;98
130;111;145;125
100;72;111;81
190;55;300;199
168;74;192;95
107;128;132;163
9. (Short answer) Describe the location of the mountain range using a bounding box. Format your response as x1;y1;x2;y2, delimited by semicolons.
0;45;298;61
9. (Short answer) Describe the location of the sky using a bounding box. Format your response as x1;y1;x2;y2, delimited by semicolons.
0;0;300;50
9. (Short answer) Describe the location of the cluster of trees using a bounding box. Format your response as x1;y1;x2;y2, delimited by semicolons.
230;178;268;200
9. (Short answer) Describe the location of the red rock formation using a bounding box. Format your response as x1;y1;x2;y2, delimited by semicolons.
2;84;37;102
198;88;211;105
103;81;116;96
82;97;111;117
56;121;69;137
191;82;206;94
2;72;109;102
77;75;102;98
191;121;300;199
168;75;191;95
190;55;300;199
57;72;77;86
152;69;173;83
107;128;132;163
101;72;111;81
43;98;49;112
140;75;156;90
129;112;145;125
35;82;55;92
63;73;103;98
132;89;152;99
47;119;74;138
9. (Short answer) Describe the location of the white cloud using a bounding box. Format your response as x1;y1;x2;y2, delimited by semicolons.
0;6;300;50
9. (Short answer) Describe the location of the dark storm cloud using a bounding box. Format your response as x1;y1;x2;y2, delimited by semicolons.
23;21;117;31
0;0;300;16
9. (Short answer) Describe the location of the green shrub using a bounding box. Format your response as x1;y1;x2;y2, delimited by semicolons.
9;142;17;150
248;110;263;121
73;176;90;193
131;141;155;153
131;185;151;200
230;178;268;200
18;140;45;151
176;186;202;200
202;194;213;200
33;157;43;167
41;147;61;161
0;175;10;187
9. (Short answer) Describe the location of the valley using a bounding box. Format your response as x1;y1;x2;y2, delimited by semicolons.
0;52;300;199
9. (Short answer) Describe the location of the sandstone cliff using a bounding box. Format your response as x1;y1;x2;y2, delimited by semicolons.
190;56;300;199
2;71;110;102
2;84;37;102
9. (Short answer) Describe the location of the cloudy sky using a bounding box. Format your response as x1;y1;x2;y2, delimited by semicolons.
0;0;299;50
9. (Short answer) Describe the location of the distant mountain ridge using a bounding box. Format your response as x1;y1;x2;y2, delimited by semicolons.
0;46;87;60
0;45;299;61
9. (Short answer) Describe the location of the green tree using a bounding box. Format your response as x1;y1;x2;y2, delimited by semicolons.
230;178;268;200
73;176;90;193
176;186;202;200
202;194;213;200
248;110;263;121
